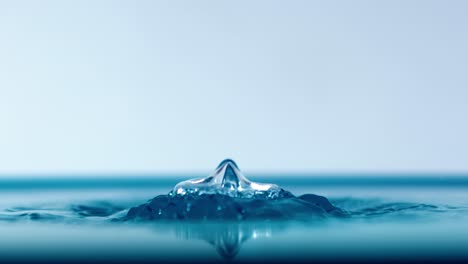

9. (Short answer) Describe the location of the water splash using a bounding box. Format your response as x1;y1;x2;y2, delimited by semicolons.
125;159;346;221
171;159;288;199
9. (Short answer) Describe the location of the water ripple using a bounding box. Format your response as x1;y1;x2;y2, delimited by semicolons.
0;197;466;223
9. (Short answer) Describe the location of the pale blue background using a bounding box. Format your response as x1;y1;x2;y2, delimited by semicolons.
0;0;467;174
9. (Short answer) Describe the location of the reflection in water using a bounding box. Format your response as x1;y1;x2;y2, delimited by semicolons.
170;222;283;260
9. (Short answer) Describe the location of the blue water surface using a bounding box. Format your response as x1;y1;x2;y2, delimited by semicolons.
0;175;467;263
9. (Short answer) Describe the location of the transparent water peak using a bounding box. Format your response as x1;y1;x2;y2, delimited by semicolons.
171;159;283;198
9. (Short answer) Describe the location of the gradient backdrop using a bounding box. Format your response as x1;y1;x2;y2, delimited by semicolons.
1;0;467;174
